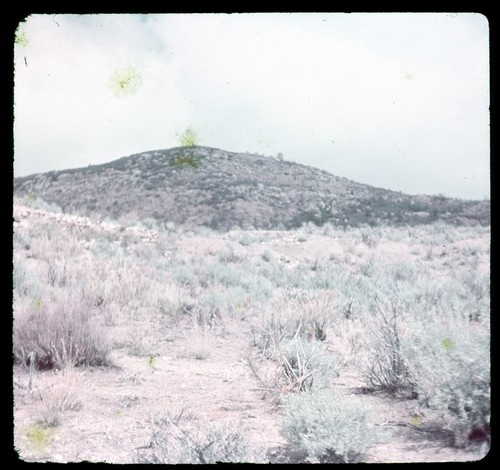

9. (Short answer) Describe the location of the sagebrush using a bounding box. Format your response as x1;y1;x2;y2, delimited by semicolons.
136;410;265;463
13;296;111;370
280;389;388;463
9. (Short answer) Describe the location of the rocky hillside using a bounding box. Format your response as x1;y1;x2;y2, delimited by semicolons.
13;146;489;230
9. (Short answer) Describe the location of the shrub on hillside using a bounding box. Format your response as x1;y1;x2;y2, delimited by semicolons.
18;194;63;213
171;153;201;169
280;389;388;463
13;296;111;370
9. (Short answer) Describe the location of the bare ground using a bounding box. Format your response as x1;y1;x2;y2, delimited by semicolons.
13;334;488;463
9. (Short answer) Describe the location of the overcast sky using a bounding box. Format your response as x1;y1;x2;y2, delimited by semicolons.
14;13;489;200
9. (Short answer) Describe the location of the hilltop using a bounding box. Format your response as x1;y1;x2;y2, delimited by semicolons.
13;146;490;230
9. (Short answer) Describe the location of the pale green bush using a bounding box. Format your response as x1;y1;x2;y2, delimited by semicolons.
136;411;265;463
405;318;490;447
362;298;416;396
252;289;337;357
239;234;252;246
171;264;199;287
274;337;340;392
280;389;388;463
19;194;63;213
248;324;340;400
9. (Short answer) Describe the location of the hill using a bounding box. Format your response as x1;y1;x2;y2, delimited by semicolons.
13;146;490;230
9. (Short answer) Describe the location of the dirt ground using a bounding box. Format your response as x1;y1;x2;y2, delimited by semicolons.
12;329;488;463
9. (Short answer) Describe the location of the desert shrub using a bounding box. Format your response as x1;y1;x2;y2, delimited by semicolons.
13;296;111;370
216;245;244;264
31;370;83;428
257;262;290;289
201;286;248;318
336;271;376;317
362;298;416;397
20;195;63;213
136;410;264;463
272;336;339;392
280;389;388;463
458;271;490;322
182;323;217;360
171;264;199;287
405;318;490;447
13;259;44;300
261;250;273;262
239;273;274;303
13;259;28;297
252;290;336;357
203;260;274;303
89;237;119;258
205;261;243;287
249;323;340;400
171;153;201;169
384;260;417;283
361;227;381;247
239;234;252;246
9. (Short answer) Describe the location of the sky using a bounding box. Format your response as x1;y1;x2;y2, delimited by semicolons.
14;13;490;200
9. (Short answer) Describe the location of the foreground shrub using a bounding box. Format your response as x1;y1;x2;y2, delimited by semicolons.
136;410;265;463
249;318;340;400
273;336;339;392
13;296;111;370
362;297;416;397
280;389;388;463
406;319;490;447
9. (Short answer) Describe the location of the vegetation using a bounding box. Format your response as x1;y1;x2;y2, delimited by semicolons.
171;153;201;169
13;147;490;231
12;196;490;462
280;389;388;463
14;295;111;370
136;410;265;463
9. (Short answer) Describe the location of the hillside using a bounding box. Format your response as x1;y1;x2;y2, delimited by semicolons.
13;146;490;230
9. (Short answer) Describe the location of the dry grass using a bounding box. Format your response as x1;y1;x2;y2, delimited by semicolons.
182;323;217;360
33;369;83;428
13;294;111;370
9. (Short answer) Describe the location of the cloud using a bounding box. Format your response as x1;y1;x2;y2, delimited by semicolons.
14;13;489;200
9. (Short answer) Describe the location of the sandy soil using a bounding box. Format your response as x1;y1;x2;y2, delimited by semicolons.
13;333;488;463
